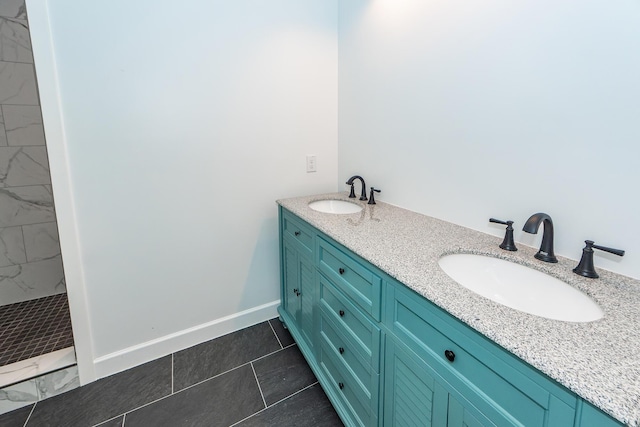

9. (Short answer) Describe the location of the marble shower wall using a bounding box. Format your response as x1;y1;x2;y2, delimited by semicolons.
0;0;65;306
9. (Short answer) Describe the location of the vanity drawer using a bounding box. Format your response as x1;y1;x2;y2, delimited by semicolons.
319;274;381;371
282;210;314;256
318;336;379;427
317;237;381;320
320;308;377;387
386;281;577;427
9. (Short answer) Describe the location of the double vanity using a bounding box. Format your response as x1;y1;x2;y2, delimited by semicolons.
277;193;639;426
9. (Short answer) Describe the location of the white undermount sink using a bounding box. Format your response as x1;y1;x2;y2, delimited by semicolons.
308;199;363;214
438;254;603;322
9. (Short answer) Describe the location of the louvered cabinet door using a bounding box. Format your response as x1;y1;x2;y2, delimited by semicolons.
383;338;448;427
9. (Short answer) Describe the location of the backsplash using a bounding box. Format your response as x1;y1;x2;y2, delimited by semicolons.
0;0;65;306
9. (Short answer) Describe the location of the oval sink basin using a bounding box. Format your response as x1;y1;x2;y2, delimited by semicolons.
438;254;603;322
308;200;363;214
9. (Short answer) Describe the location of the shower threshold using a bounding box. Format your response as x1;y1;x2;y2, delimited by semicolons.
0;346;76;388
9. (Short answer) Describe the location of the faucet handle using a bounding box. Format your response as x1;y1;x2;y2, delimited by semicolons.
368;187;381;205
591;241;625;257
573;240;625;279
489;218;517;251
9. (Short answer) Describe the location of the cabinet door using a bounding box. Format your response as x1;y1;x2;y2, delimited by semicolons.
298;252;315;350
385;280;578;427
282;238;315;351
385;338;497;427
282;239;301;322
447;395;493;427
384;338;449;427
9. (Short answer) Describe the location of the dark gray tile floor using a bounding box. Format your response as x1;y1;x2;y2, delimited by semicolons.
0;318;343;427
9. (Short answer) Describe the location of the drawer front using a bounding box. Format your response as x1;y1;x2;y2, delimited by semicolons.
386;282;575;427
282;210;314;256
317;237;381;320
320;309;376;389
319;338;378;427
319;274;380;371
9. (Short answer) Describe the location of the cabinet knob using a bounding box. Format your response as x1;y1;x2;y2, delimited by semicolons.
294;231;300;236
339;347;345;355
444;349;456;362
339;310;345;317
339;382;344;390
338;267;345;275
293;289;300;297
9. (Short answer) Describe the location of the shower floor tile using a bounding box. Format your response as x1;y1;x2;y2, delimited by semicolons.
0;293;74;367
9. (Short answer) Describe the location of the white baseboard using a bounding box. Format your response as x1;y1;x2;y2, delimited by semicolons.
92;300;280;380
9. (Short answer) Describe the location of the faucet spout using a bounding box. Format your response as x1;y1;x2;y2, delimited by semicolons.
346;175;368;201
523;212;558;263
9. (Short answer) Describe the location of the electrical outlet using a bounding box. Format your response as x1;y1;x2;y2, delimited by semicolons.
306;155;317;173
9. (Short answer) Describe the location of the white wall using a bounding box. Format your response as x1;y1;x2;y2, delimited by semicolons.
29;0;338;380
338;0;640;279
28;0;640;382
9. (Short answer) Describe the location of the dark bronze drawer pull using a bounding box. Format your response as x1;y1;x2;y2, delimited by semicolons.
338;267;345;275
339;310;345;317
339;382;344;390
294;231;300;236
339;347;345;355
445;349;456;362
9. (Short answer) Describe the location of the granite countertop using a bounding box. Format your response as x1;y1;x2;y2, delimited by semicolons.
277;192;640;426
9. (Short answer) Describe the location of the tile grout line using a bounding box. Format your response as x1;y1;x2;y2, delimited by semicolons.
266;381;319;409
87;353;178;427
22;402;36;427
250;362;268;408
267;320;283;349
87;344;296;426
89;414;125;427
122;413;126;426
228;381;320;427
246;343;293;365
175;344;293;393
93;355;280;426
67;320;296;427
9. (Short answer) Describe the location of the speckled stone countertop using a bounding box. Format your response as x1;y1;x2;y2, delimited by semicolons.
277;192;640;426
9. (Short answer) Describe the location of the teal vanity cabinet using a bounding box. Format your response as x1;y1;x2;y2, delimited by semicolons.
385;281;578;427
280;209;316;353
277;206;625;427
